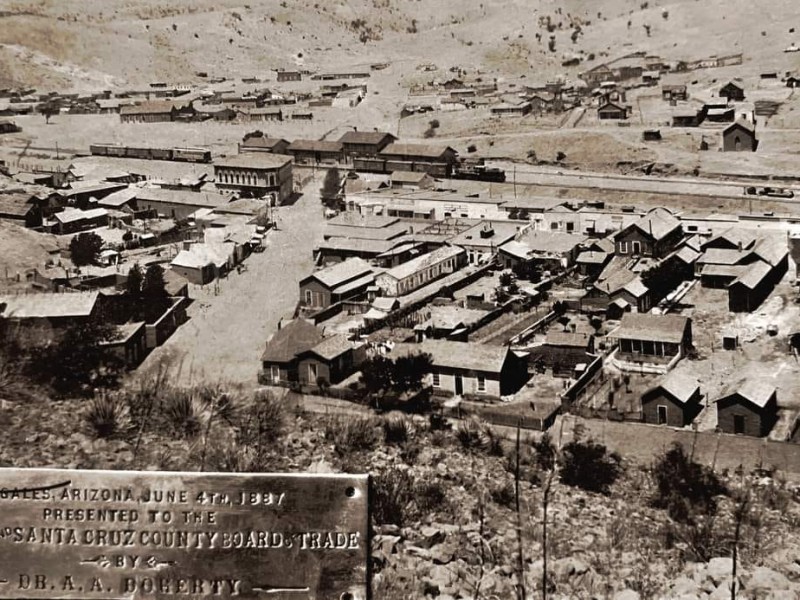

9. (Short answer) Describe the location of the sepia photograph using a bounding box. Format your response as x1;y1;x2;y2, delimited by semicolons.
1;0;800;598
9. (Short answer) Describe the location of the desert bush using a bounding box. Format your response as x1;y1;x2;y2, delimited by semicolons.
490;480;516;508
86;392;133;438
164;391;204;438
533;432;557;471
326;416;381;455
372;469;417;526
560;440;622;494
382;413;414;445
456;418;503;455
238;390;284;449
651;443;727;522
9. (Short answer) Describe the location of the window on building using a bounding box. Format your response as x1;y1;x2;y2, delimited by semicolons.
432;372;440;387
477;376;486;393
270;365;280;383
631;339;641;353
619;241;628;254
305;290;313;305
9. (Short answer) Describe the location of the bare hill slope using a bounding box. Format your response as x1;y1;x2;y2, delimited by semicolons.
0;0;798;91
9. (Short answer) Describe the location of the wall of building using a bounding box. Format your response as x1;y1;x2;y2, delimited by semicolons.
429;370;502;399
717;397;775;437
300;279;333;309
642;393;689;427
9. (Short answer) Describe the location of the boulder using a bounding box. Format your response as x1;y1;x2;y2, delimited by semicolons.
748;566;792;591
707;557;734;586
669;576;701;597
613;590;641;600
553;556;590;583
419;525;447;548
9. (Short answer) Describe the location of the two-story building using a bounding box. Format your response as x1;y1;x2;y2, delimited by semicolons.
213;153;293;202
299;258;376;310
338;130;397;160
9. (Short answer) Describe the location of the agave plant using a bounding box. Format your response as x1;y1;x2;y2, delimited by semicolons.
85;392;133;439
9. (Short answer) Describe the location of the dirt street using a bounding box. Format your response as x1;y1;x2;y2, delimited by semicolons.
138;174;328;387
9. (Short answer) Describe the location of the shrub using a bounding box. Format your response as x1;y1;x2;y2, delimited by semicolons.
69;231;104;266
239;390;284;448
560;440;622;494
414;477;448;514
467;144;477;153
382;413;414;445
490;481;516;508
326;417;381;455
85;393;132;438
164;391;204;438
456;418;503;455
651;443;727;523
372;470;416;526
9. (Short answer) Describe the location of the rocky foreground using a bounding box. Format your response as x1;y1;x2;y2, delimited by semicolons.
2;392;800;599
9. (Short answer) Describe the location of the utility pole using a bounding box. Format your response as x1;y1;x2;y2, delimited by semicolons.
514;164;518;199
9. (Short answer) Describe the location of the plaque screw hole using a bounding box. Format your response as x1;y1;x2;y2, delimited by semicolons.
345;486;356;498
340;594;354;600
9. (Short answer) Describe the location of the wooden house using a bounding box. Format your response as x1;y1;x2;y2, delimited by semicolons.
299;258;375;310
259;319;325;385
611;313;692;365
719;81;745;102
296;335;366;386
722;120;757;152
641;370;702;427
715;380;777;437
614;207;682;258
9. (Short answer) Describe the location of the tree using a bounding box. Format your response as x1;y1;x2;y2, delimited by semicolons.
392;353;433;394
360;355;394;396
499;272;515;287
142;264;167;298
69;232;104;266
126;263;144;296
320;168;341;206
560;440;622;494
30;310;123;396
41;104;58;124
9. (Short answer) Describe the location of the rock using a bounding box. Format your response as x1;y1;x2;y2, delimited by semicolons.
748;566;792;591
417;525;446;549
376;524;401;536
429;542;456;565
553;556;590;583
405;545;432;560
707;557;734;586
425;564;455;592
670;576;701;596
376;534;402;556
708;578;740;600
613;590;641;600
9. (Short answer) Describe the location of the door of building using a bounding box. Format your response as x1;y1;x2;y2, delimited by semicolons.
657;405;668;425
734;414;746;435
455;375;464;396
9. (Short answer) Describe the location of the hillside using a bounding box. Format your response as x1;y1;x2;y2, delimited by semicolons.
0;0;798;91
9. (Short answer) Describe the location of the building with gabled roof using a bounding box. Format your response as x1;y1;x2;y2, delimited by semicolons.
723;119;757;152
0;290;101;329
296;334;367;386
239;136;290;155
615;207;682;258
286;140;344;164
120;101;180;123
0;193;42;227
299;257;376;310
582;258;651;315
641;370;702;426
392;339;529;400
719;81;745;102
260;319;324;385
715;379;777;437
338;130;397;158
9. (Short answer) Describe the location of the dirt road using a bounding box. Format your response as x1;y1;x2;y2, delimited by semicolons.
139;175;327;387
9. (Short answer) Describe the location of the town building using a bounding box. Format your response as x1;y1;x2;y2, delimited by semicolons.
0;193;42;227
286;140;344;165
532;331;596;377
378;143;459;177
120;101;180;123
338;131;397;159
715;380;778;437
213;153;294;202
260;319;325;385
299;257;376;310
390;171;435;190
719;81;745;102
0;291;102;329
611;313;692;367
170;243;231;284
296;335;367;386
490;102;532;117
346;188;506;221
499;230;587;271
393;339;529;400
614;207;682;258
451;220;526;265
276;70;302;82
52;207;109;234
722;119;757;152
239;136;291;155
375;245;466;297
640;370;702;427
134;188;233;221
597;101;629;120
581;260;651;315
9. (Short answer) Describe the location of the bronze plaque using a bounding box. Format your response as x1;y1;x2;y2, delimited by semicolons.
0;469;368;600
